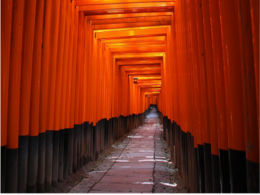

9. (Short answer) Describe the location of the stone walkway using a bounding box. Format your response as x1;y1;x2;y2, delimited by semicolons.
70;108;185;193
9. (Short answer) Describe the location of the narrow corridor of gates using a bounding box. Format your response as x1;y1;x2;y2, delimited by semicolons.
1;0;259;193
69;107;185;193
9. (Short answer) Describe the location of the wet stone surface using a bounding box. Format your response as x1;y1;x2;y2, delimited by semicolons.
66;109;186;193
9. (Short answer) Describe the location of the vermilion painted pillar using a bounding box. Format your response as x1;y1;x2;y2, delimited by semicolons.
73;0;80;173
68;7;79;176
179;0;190;189
75;9;85;167
6;0;25;192
82;17;89;128
208;0;230;192
236;0;259;192
46;0;61;190
77;10;84;168
68;0;77;169
184;0;197;191
249;3;260;188
18;0;37;192
183;0;193;190
188;0;205;191
83;16;91;165
27;0;45;192
249;0;259;129
195;0;212;192
38;0;52;191
201;0;220;192
68;2;79;176
219;0;247;192
54;0;66;183
1;0;13;192
174;0;184;180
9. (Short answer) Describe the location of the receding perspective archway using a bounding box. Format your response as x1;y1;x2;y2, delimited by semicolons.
1;0;259;193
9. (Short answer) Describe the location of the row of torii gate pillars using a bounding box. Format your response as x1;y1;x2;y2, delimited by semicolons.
1;0;259;193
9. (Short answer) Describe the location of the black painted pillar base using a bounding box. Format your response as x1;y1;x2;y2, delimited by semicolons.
94;125;98;161
194;148;200;193
80;124;84;168
211;154;221;193
27;135;39;192
182;131;188;191
229;149;247;192
52;131;59;187
86;123;91;163
108;119;113;146
219;149;231;193
63;128;68;179
58;129;64;181
77;125;81;169
38;132;46;192
203;143;213;193
83;122;88;165
6;148;18;193
45;130;53;192
105;120;108;149
1;146;6;193
186;132;191;192
189;135;194;192
246;160;259;192
73;125;78;173
198;144;205;193
67;128;73;175
174;125;180;170
18;136;29;193
92;125;95;161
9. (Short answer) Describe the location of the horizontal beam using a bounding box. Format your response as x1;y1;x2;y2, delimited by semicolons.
75;0;175;6
95;26;168;39
86;12;172;20
78;2;174;11
93;21;171;30
91;16;172;25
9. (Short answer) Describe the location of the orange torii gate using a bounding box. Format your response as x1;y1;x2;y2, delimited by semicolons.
1;0;258;193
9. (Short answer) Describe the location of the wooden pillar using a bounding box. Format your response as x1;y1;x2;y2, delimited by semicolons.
45;0;61;190
18;0;37;192
201;0;220;192
218;0;247;192
1;0;13;192
38;0;52;191
208;0;230;192
54;0;67;183
27;0;45;191
6;0;25;192
236;0;259;192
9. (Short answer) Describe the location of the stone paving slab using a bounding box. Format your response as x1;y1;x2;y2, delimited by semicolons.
101;175;153;184
110;162;154;169
90;182;153;193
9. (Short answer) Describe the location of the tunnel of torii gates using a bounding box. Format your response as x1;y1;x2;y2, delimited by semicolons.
1;0;259;193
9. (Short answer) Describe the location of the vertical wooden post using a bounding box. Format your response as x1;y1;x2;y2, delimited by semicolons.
18;0;37;192
45;0;61;189
208;0;230;192
38;0;52;191
27;0;45;192
219;0;247;192
1;0;13;192
201;0;220;192
6;0;25;192
236;0;259;192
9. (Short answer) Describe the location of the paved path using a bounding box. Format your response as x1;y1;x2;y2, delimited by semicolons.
70;108;184;193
